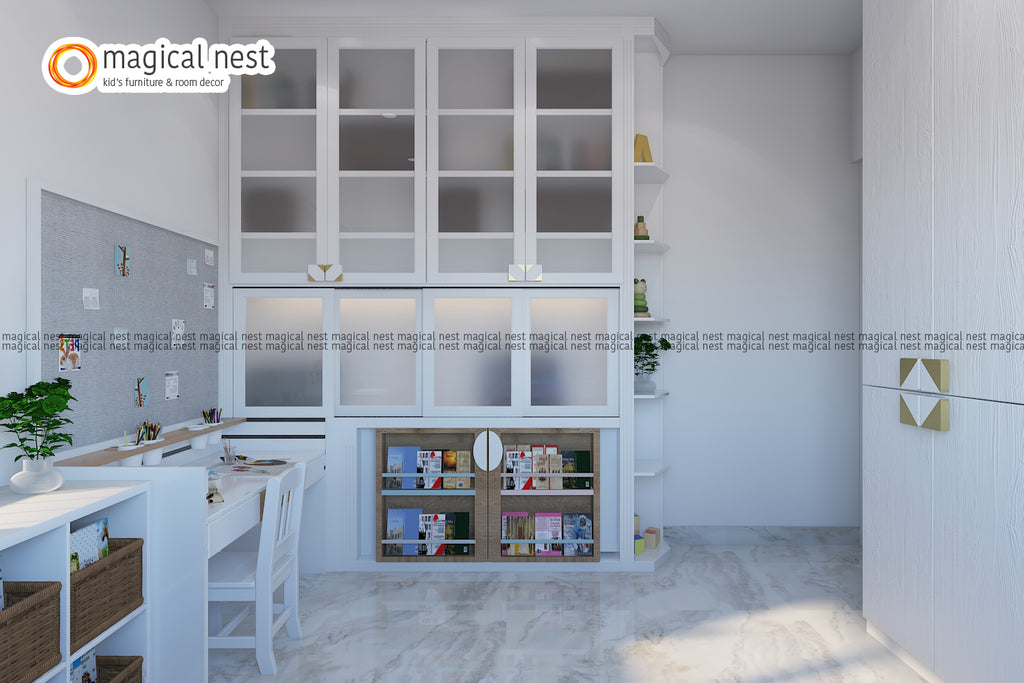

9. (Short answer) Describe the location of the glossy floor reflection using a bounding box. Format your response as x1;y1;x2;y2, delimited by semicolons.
208;529;924;682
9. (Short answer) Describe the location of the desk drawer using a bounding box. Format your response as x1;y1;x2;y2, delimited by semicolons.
207;494;260;558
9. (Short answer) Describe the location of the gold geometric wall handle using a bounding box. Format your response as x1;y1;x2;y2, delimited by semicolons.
900;393;950;431
899;357;949;393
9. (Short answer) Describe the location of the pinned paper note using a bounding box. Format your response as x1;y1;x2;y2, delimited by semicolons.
58;335;82;371
205;249;215;266
187;258;197;275
203;283;215;309
82;288;100;310
116;245;130;277
112;328;129;351
171;319;186;348
165;371;179;400
134;377;149;407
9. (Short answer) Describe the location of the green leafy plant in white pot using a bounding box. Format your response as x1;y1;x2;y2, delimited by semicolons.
634;333;672;395
0;377;76;494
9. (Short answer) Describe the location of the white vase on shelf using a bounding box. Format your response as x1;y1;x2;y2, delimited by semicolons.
9;457;64;494
634;373;656;395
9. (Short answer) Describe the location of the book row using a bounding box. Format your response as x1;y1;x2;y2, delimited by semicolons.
501;512;593;557
504;446;592;491
385;447;472;490
384;508;473;557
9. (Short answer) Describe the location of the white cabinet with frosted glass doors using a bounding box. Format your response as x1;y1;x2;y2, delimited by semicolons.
231;39;425;284
231;35;623;286
232;289;617;417
428;39;623;285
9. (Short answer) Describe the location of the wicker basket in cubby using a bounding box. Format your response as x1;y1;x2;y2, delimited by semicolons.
97;655;143;683
0;581;62;683
70;537;144;653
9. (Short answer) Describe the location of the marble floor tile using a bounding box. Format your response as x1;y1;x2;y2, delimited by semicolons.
208;541;923;682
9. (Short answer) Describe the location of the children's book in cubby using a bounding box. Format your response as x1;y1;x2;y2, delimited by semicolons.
491;429;599;562
376;429;483;562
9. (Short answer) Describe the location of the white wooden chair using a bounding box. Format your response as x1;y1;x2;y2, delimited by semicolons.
208;462;306;676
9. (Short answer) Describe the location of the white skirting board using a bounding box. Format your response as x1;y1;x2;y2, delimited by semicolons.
866;622;944;683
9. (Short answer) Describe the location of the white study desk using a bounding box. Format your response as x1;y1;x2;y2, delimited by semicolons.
157;448;325;558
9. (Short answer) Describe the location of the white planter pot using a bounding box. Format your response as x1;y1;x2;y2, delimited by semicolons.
634;373;656;395
9;458;64;494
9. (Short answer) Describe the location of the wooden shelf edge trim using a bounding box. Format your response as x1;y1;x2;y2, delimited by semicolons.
58;418;247;468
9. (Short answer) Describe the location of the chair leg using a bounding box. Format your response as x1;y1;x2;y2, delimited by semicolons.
283;568;302;638
255;588;277;676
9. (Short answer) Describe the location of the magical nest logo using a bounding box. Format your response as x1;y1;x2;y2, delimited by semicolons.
42;36;275;95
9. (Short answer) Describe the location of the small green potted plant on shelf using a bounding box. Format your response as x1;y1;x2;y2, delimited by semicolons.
634;333;673;395
0;377;76;494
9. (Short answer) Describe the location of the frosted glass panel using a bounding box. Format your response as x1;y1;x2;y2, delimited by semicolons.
536;116;611;171
339;178;414;233
245;298;322;407
530;298;607;406
338;49;414;109
241;178;316;232
439;116;514;171
536;178;611;232
339;116;414;170
439;49;513;109
338;298;416;406
240;237;316;273
340;238;415;274
536;50;612;109
438;237;513;274
438;178;513;232
242;49;316;109
536;238;613;274
241;116;316;171
434;297;512;406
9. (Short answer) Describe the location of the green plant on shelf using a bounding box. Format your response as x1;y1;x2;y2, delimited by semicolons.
0;377;76;460
634;333;672;376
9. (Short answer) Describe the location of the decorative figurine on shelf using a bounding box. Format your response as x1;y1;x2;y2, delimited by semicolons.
634;278;651;318
634;133;653;162
634;215;649;240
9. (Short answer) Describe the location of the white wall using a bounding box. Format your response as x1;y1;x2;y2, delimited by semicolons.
0;2;220;483
661;55;861;526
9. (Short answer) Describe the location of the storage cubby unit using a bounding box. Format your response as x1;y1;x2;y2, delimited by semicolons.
376;429;484;562
0;481;150;682
374;428;598;563
492;429;599;563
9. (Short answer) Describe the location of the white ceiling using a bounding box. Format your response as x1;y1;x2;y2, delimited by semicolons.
213;0;863;55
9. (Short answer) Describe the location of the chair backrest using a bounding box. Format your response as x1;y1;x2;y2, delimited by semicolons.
257;462;306;578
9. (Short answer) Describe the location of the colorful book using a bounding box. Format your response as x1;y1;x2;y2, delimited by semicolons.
563;512;593;557
442;450;458;489
418;513;446;555
504;448;518;490
535;512;563;556
444;512;472;556
70;649;97;683
501;511;534;556
426;450;443;489
387;446;419;490
561;450;591;490
389;508;421;556
455;450;471;489
70;518;109;572
415;450;429;489
384;447;403;490
533;448;549;490
384;509;405;557
548;445;563;490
